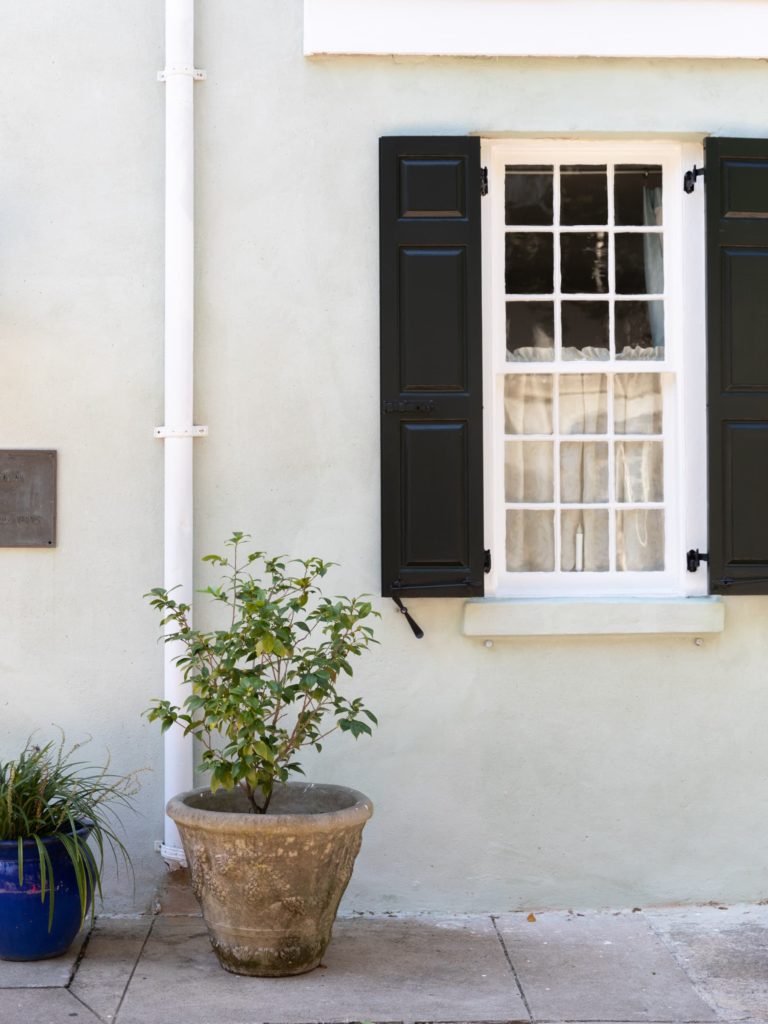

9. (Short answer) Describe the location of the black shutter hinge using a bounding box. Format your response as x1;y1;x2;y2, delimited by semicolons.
683;165;705;194
484;548;491;573
686;548;709;573
481;166;488;196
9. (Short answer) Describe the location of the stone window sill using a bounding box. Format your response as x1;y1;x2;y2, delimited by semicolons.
462;596;724;637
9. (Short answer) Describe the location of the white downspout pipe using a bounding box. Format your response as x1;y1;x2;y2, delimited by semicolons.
157;0;206;866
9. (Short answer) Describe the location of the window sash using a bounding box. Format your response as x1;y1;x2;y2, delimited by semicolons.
482;139;703;598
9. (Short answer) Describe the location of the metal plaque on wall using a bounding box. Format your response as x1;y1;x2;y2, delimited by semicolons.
0;450;56;547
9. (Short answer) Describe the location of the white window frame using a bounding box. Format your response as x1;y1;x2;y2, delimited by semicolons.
481;138;707;600
305;1;768;60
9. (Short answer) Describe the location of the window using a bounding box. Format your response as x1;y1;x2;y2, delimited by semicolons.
483;141;703;597
379;135;768;610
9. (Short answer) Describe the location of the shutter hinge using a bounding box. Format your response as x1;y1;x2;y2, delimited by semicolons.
481;166;489;196
484;548;491;573
686;548;709;572
683;165;705;194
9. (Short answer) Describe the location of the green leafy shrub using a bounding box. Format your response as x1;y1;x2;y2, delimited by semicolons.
0;736;137;926
146;533;379;814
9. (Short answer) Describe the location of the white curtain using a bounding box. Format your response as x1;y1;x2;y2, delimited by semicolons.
505;372;664;573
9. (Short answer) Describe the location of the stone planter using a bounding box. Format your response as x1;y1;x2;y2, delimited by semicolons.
167;782;373;976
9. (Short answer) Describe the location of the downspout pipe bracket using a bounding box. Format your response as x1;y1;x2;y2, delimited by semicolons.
158;66;207;81
154;426;209;439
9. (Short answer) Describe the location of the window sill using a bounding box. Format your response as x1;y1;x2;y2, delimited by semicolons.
463;596;724;637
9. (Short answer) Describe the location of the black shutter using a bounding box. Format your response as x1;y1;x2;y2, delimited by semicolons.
706;137;768;593
379;137;484;598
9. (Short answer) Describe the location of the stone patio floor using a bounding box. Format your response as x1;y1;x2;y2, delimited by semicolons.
2;881;768;1024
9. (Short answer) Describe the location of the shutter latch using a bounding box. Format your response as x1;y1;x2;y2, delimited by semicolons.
481;167;489;197
683;165;705;194
392;595;424;639
686;549;709;572
484;549;491;573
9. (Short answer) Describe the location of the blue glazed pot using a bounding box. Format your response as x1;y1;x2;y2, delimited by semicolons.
0;826;92;961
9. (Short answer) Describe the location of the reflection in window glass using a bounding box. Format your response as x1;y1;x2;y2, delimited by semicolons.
506;302;554;361
615;441;663;503
505;165;554;225
615;234;664;294
561;301;609;359
505;233;553;294
615;165;663;226
560;165;607;225
615;300;664;359
561;233;608;293
617;510;665;571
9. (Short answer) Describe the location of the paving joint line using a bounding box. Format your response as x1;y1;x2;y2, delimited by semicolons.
112;913;157;1023
640;911;724;1023
68;985;108;1024
490;914;534;1023
67;922;96;988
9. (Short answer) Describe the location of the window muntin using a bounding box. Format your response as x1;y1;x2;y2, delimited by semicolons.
485;141;692;597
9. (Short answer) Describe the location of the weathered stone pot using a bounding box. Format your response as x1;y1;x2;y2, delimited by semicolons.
167;782;372;976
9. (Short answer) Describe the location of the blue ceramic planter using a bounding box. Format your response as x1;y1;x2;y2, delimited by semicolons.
0;826;92;961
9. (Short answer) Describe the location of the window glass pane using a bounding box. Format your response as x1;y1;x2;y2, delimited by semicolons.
559;374;607;434
506;301;554;361
615;165;663;226
505;165;553;225
614;375;662;434
616;509;665;571
504;375;553;434
561;301;609;360
615;300;664;360
560;233;608;293
505;441;553;502
615;234;664;294
560;442;609;503
506;233;553;294
615;441;664;502
560;165;607;225
561;510;609;572
506;510;554;571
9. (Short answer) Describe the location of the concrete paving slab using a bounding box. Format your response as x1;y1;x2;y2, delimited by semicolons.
0;987;101;1022
69;916;154;1023
494;910;717;1023
0;924;89;988
646;903;768;1023
116;914;526;1024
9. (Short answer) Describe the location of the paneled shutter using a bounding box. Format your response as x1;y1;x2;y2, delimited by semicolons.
379;137;484;598
706;137;768;593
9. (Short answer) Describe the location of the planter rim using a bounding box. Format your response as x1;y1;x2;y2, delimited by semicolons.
167;782;373;835
0;823;91;850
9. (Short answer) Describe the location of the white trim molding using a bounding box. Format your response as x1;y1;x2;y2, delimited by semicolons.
304;0;768;59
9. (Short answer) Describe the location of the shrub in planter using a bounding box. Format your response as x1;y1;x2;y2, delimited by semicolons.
146;533;379;976
0;738;136;961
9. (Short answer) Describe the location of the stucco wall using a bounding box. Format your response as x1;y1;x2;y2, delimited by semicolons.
2;0;768;913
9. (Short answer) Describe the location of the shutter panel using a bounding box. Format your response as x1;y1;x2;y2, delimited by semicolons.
706;137;768;593
379;137;484;598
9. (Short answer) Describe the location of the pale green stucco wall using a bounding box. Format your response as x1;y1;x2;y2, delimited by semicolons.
2;0;768;912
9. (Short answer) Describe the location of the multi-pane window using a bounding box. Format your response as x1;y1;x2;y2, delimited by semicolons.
484;142;694;596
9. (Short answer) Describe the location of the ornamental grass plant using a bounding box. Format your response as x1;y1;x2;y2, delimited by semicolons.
0;736;138;927
146;532;379;814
